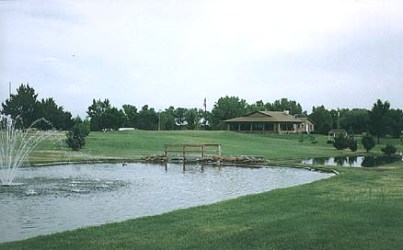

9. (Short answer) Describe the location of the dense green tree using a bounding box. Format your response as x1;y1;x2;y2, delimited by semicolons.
309;105;332;134
2;84;72;130
1;84;39;128
247;100;265;112
333;134;349;150
137;105;158;130
36;98;73;130
103;107;126;130
160;106;176;130
174;107;187;129
265;98;303;115
66;117;90;151
122;104;138;128
211;96;248;129
184;108;199;130
369;99;390;144
386;109;403;138
87;99;112;131
339;109;369;134
361;133;376;153
381;144;397;156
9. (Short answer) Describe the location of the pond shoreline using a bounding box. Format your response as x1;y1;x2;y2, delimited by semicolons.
0;163;334;243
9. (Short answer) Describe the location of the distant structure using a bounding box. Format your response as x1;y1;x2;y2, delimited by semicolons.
224;111;314;134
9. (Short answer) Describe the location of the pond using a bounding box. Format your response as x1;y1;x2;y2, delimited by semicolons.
0;163;333;242
301;155;402;167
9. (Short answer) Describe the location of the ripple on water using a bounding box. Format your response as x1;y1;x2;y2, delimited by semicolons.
0;163;333;243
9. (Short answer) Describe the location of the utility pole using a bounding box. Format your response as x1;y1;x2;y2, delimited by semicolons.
9;82;11;98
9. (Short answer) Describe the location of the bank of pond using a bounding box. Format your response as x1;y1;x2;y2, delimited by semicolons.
0;162;333;243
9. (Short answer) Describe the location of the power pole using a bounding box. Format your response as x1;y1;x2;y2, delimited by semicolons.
9;82;12;98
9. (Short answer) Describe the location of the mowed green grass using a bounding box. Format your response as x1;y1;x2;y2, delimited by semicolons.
3;130;403;249
31;130;367;164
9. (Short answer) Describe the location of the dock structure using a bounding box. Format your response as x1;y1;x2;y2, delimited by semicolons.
164;144;222;162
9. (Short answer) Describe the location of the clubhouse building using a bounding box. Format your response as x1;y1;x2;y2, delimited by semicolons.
224;111;314;134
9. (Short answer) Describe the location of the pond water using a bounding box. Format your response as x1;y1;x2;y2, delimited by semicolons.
0;163;333;242
301;155;402;167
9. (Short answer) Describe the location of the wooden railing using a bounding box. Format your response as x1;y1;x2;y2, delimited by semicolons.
164;144;221;160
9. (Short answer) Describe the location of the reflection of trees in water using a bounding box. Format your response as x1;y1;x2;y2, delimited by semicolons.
313;158;326;165
306;155;400;167
362;155;400;167
334;156;346;166
348;156;358;166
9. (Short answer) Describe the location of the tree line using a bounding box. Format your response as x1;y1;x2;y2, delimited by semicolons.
1;84;402;143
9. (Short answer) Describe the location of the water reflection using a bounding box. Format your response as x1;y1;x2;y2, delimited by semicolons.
302;155;401;167
0;163;333;243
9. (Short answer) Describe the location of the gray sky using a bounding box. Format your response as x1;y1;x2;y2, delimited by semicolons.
1;0;403;117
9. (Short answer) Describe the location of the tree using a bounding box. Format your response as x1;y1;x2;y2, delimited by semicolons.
386;109;403;138
339;109;369;135
160;106;176;130
333;134;349;150
66;117;90;151
36;98;73;130
1;84;39;128
369;99;390;144
361;133;375;153
137;105;158;130
87;99;112;131
211;96;248;129
174;107;187;129
348;139;358;152
381;144;397;156
309;105;332;134
247;100;265;112
103;107;126;130
265;98;303;115
184;108;199;130
122;104;138;128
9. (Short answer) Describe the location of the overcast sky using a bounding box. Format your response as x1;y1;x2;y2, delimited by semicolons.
1;0;402;117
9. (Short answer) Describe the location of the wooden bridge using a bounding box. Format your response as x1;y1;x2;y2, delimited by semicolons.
164;144;222;161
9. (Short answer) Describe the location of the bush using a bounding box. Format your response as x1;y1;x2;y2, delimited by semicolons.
361;133;375;153
348;139;358;152
381;144;397;156
66;123;90;151
333;134;348;150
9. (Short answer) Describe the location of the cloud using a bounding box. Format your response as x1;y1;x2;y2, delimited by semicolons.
1;0;403;116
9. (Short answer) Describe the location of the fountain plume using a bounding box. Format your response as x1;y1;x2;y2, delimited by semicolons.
0;115;54;185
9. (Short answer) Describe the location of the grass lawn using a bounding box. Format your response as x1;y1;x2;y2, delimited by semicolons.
1;130;403;249
30;130;368;164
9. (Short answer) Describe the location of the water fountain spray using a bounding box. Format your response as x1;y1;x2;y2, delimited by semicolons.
0;115;54;185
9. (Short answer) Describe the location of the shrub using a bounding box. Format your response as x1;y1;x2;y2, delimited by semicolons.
333;134;348;150
381;144;397;156
361;133;375;153
348;139;358;152
66;123;90;151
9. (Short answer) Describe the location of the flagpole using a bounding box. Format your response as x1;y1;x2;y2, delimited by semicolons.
203;98;207;130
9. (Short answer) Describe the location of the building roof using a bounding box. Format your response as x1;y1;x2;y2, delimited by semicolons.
224;111;303;123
